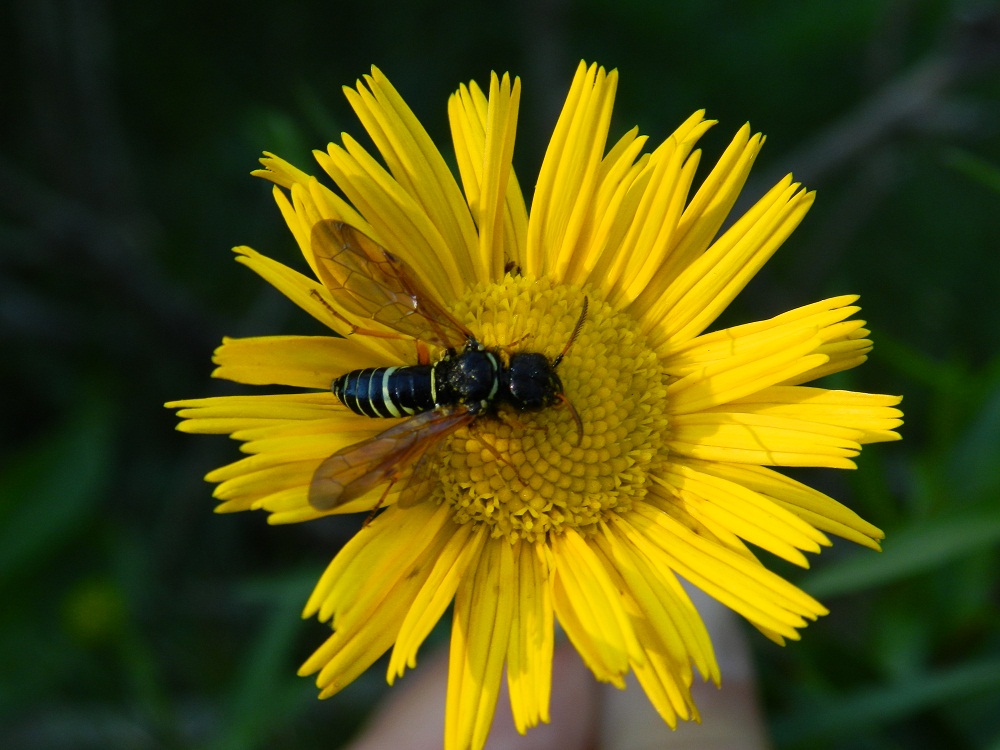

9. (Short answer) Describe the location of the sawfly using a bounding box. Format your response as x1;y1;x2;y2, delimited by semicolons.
308;220;587;513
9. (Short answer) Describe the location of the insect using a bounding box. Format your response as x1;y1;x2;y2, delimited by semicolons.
307;220;587;513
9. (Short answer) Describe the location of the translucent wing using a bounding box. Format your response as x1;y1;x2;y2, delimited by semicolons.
309;406;475;511
311;220;473;350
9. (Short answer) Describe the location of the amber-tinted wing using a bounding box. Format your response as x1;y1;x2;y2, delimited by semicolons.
309;406;475;511
311;220;472;350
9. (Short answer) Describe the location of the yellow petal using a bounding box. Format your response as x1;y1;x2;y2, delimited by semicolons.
687;460;885;549
336;67;480;291
527;62;618;280
303;501;452;623
232;244;347;331
445;539;515;750
791;334;873;382
603;114;715;307
630;124;765;321
644;176;815;349
560;126;650;290
449;73;526;281
211;335;398;389
721;387;904;444
259;482;395;523
298;502;455;696
234;236;403;359
252;151;315;189
602;520;719;683
668;411;864;469
283;176;363;279
208;456;322;517
666;329;829;415
656;464;830;566
591;522;723;725
303;613;398;699
661;295;862;372
506;540;554;733
590;535;695;726
258;162;366;282
167;392;343;434
212;485;306;515
389;522;487;682
550;527;642;684
625;502;827;638
449;81;489;214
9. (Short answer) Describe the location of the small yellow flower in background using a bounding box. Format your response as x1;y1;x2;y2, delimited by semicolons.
168;62;902;750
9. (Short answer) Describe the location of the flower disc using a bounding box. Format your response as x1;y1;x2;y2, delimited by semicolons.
440;275;669;542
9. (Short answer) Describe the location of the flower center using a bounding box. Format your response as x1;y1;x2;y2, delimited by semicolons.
432;275;669;543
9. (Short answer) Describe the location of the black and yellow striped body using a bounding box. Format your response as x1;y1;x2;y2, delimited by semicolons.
333;342;506;418
333;365;435;417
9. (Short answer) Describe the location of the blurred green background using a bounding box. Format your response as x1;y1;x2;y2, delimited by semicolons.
3;0;1000;748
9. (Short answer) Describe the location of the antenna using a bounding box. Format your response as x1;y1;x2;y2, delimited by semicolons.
554;297;588;443
554;297;588;368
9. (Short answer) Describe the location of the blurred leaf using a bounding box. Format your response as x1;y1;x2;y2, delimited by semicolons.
805;505;1000;599
942;148;1000;194
807;354;1000;599
946;377;1000;499
0;400;114;585
874;334;966;396
773;656;1000;745
207;571;318;750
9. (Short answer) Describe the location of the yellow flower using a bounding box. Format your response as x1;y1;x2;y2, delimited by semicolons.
167;62;902;750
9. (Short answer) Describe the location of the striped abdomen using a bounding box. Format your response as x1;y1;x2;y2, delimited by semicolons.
333;365;436;418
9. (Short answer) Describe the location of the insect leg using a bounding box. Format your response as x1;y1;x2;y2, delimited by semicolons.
468;424;534;489
502;332;531;349
557;393;585;444
362;481;397;527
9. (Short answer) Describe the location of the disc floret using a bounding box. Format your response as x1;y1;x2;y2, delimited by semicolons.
439;275;669;543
